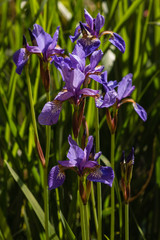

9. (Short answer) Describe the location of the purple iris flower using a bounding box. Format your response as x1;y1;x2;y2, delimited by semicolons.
13;24;63;74
53;44;104;85
95;71;118;108
69;9;125;56
96;73;147;121
48;135;114;190
38;64;99;125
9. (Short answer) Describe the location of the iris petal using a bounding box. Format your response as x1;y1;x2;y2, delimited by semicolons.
87;166;114;186
109;33;125;53
133;102;147;121
38;101;62;125
48;166;65;190
13;48;29;75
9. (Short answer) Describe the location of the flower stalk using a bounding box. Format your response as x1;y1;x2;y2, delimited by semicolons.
125;203;129;240
110;132;115;240
25;65;49;239
95;81;102;240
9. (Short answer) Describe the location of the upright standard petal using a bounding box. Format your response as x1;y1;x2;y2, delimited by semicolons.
32;24;52;54
87;166;114;186
84;136;94;162
133;103;147;121
46;26;64;59
109;33;125;53
95;13;105;35
84;9;93;30
38;101;62;125
117;73;135;100
13;48;29;75
67;135;84;164
48;166;66;190
90;50;103;70
64;67;85;93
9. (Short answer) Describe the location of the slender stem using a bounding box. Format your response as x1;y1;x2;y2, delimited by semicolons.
45;92;51;168
26;66;49;239
125;203;129;240
110;133;115;240
25;66;39;140
91;182;98;235
83;203;89;240
43;91;51;240
78;177;86;240
95;81;102;240
56;188;63;239
43;166;49;240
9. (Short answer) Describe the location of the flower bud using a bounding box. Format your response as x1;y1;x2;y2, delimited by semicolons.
40;60;50;92
79;179;87;205
120;148;134;202
72;99;85;139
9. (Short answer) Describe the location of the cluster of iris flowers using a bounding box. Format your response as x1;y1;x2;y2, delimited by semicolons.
13;9;147;193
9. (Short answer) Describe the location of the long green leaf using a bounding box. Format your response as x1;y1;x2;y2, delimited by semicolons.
5;160;59;240
60;210;77;240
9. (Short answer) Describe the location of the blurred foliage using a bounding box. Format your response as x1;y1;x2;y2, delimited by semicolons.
0;0;160;239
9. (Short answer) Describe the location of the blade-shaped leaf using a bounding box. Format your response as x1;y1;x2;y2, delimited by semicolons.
60;210;77;240
5;160;59;240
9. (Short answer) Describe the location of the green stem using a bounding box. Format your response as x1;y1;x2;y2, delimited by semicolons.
25;66;39;140
79;197;86;240
83;203;89;240
44;92;51;239
125;203;129;240
91;182;98;235
110;133;115;240
95;81;102;240
44;166;49;240
56;188;63;239
78;178;86;240
26;66;49;239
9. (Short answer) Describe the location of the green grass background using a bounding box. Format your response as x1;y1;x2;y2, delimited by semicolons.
0;0;160;239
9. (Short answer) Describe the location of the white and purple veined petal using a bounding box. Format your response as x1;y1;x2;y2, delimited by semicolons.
38;101;62;125
133;102;147;122
48;165;66;190
95;89;117;109
26;45;42;54
78;88;99;97
87;166;114;187
89;74;103;84
58;160;77;168
55;90;74;101
77;38;101;57
109;32;125;53
117;73;135;100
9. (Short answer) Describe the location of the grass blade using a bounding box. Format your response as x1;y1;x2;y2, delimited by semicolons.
5;160;59;240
